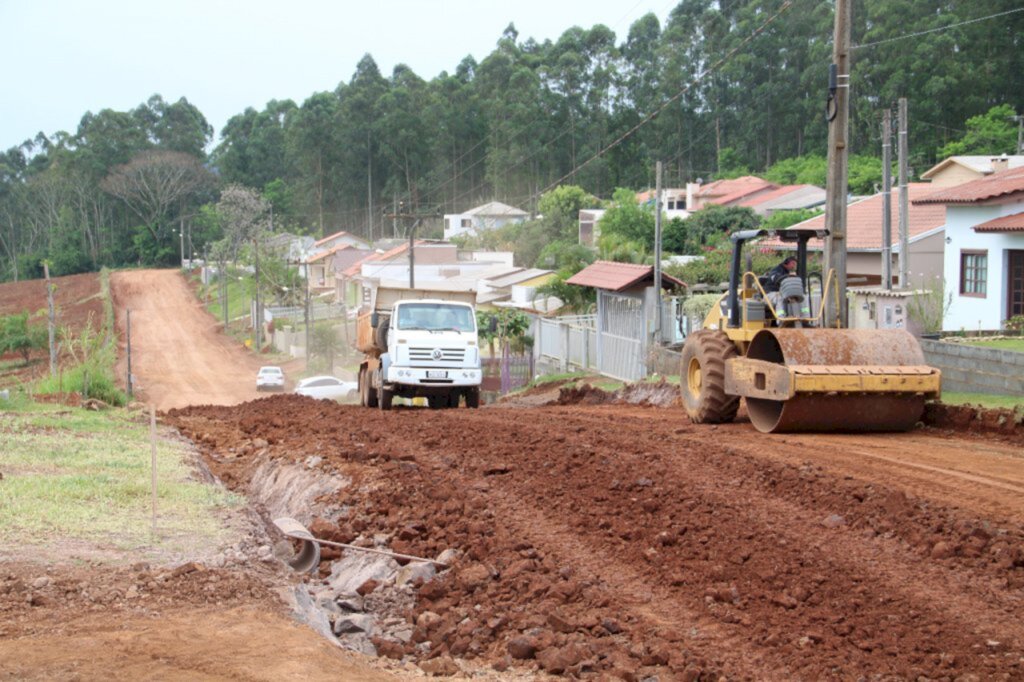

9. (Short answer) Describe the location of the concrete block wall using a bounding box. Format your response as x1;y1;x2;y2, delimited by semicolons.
919;339;1024;396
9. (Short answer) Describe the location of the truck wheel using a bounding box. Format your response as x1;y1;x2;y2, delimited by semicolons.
465;387;480;409
364;368;378;408
378;385;394;411
447;392;461;408
680;330;739;424
428;396;445;409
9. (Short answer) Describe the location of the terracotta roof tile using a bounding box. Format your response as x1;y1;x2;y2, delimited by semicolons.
698;176;775;206
306;243;353;263
340;241;427;278
762;183;945;250
314;230;364;247
566;260;685;291
914;166;1024;204
973;211;1024;232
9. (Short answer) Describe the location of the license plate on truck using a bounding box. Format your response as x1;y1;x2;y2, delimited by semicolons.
427;370;448;379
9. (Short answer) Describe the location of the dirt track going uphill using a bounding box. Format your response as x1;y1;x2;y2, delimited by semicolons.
169;395;1024;680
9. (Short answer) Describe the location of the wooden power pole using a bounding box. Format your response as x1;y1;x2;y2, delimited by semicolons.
881;108;893;290
653;161;663;345
824;0;852;327
897;97;910;290
43;262;57;376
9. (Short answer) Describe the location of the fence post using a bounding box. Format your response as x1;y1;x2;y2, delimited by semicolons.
560;322;570;372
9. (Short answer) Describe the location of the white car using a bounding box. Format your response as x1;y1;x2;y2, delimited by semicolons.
256;366;285;391
294;375;358;401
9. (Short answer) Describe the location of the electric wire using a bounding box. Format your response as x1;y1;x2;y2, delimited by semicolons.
851;6;1024;50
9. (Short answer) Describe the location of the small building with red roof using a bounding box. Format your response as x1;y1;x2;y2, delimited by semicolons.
914;165;1024;330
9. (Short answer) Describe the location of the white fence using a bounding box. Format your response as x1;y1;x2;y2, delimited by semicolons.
535;294;702;382
538;315;599;373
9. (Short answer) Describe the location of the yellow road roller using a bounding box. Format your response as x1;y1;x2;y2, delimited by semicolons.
681;228;941;433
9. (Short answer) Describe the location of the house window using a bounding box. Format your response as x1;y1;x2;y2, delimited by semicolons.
959;250;987;297
460;218;472;228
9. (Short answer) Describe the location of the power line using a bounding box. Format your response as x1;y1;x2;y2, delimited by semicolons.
852;7;1024;50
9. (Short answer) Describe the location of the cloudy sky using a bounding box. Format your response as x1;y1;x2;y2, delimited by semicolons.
0;0;676;151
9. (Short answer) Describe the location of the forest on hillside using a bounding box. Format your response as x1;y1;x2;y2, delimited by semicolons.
0;0;1021;282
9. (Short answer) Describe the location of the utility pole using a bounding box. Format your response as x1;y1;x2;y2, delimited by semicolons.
898;97;910;290
178;218;185;268
221;260;228;328
824;0;852;327
408;220;419;290
253;238;262;351
126;309;133;398
1015;114;1024;154
881;108;893;291
367;130;373;244
304;262;311;370
653;161;664;345
43;262;57;376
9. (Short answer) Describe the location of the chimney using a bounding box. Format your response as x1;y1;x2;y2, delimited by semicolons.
686;182;700;211
991;154;1009;173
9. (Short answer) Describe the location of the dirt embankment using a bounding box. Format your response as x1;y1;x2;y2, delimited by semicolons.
169;395;1024;680
0;272;105;386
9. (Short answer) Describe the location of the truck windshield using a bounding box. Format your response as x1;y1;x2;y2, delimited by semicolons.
395;303;476;332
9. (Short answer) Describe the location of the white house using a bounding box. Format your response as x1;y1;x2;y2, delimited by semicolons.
444;201;529;240
914;166;1024;331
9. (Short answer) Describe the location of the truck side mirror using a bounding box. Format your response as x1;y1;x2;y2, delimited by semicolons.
488;317;498;333
370;312;379;328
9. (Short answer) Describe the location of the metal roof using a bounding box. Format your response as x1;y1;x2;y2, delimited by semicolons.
565;261;685;292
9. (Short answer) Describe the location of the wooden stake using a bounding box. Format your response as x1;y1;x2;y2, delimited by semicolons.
149;405;158;536
43;262;57;376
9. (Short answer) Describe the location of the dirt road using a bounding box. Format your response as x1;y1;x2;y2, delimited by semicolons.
170;396;1024;679
111;269;264;410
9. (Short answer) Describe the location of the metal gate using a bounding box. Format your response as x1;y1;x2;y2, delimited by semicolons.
597;290;645;381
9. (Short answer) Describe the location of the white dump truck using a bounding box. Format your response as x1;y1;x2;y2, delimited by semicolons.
355;286;489;409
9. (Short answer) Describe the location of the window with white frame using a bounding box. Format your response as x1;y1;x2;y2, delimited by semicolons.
959;250;987;297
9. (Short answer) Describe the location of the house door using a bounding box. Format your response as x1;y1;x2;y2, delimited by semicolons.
1010;250;1024;320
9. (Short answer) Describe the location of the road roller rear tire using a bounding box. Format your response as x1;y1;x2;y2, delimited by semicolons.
680;330;740;424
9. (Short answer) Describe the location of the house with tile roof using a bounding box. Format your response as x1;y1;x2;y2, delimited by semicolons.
920;155;1024;188
914;166;1024;330
303;244;371;292
339;240;524;310
764;183;947;286
313;230;371;252
443;201;529;240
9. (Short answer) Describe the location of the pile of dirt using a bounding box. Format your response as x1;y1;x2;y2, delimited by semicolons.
168;395;1024;679
555;380;680;408
924;401;1024;445
0;559;277;640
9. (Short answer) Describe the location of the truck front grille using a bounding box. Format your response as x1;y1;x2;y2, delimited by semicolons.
409;347;467;364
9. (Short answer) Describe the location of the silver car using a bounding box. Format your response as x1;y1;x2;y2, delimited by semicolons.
294;375;358;401
256;366;285;391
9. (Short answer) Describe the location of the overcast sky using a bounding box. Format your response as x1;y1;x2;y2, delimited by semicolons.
0;0;676;152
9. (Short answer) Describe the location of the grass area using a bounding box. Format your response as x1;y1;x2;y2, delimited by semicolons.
940;392;1024;410
0;403;240;550
963;338;1024;353
201;272;252;322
